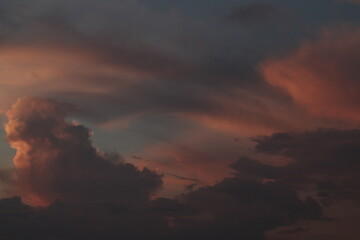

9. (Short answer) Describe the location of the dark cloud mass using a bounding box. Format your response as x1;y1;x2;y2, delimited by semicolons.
253;129;360;204
0;164;321;240
0;98;322;240
177;177;321;240
255;129;360;173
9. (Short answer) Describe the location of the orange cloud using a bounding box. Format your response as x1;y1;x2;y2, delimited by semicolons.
0;41;347;136
261;27;360;124
0;44;153;115
5;97;162;206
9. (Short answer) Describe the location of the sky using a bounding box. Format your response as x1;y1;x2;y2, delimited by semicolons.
0;0;360;239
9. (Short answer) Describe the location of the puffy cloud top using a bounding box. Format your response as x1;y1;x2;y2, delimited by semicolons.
5;97;162;206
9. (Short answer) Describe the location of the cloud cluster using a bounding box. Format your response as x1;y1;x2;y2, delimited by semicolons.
0;97;323;239
5;97;162;206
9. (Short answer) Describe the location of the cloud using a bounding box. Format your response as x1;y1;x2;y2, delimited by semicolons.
0;168;14;183
0;0;358;133
253;128;360;204
0;196;176;240
0;0;350;136
163;173;201;183
254;128;360;175
5;97;162;206
0;160;322;240
177;177;321;240
261;27;360;123
212;128;360;239
277;227;309;235
0;1;359;239
229;3;286;24
0;41;322;135
229;156;295;180
0;106;327;239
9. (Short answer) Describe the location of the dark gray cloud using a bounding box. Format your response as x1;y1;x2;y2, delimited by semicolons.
230;156;294;180
0;164;322;240
229;3;285;23
277;227;309;235
176;177;321;240
206;128;360;238
0;196;172;240
254;129;360;175
251;129;360;204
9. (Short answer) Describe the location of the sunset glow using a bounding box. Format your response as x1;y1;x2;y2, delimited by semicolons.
0;1;360;239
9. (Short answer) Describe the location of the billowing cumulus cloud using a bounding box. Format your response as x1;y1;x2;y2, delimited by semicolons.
261;27;360;123
5;97;162;206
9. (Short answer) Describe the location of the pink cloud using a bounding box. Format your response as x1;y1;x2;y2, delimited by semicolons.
261;27;360;124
